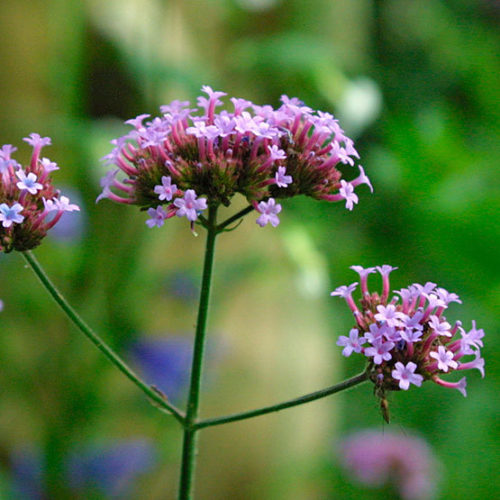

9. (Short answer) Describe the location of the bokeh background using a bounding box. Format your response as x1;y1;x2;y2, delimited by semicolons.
0;0;498;499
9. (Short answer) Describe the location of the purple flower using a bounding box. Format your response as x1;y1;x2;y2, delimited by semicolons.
0;136;78;252
0;202;24;227
339;430;439;500
98;86;370;229
267;144;287;161
429;345;458;372
274;166;292;188
459;320;484;353
125;113;151;129
351;165;373;193
23;133;51;149
374;304;405;328
339;180;358;210
154;175;177;201
174;190;207;221
336;328;367;357
330;283;358;299
16;170;43;194
364;323;386;344
333;264;485;407
392;362;423;390
40;157;59;173
433;376;467;397
186;120;219;139
365;338;394;365
436;287;462;305
428;315;452;337
457;350;485;378
256;198;281;227
350;265;376;295
146;206;168;228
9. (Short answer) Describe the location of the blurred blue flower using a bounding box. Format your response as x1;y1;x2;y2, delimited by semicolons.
10;439;156;499
10;446;43;500
47;187;86;243
129;336;193;403
67;439;156;498
164;271;199;302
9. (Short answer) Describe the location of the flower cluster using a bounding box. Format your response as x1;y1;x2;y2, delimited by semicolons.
331;265;485;402
0;135;79;252
339;430;439;500
98;85;371;228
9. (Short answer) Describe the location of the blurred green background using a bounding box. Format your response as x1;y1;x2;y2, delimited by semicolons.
0;0;498;498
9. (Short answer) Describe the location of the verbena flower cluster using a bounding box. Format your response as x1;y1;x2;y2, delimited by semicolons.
98;86;372;228
340;430;439;500
0;135;79;253
331;266;485;398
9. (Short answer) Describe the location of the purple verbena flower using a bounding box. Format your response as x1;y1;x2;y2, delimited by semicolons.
154;176;177;201
429;345;458;372
174;190;207;221
339;430;439;500
365;338;394;365
98;86;371;230
0;136;78;252
374;304;405;328
146;206;168;228
256;198;281;227
16;170;43;194
332;264;485;408
274;166;292;188
339;180;358;210
0;202;24;227
336;328;367;357
392;361;423;390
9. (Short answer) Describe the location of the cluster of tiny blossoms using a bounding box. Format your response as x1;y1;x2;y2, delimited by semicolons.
0;135;79;253
97;86;371;228
331;266;485;399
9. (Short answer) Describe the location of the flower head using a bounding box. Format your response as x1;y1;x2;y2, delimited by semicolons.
0;136;79;252
331;264;485;412
97;86;371;229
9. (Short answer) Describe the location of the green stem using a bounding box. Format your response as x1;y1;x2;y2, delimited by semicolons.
195;370;370;430
217;204;254;232
22;250;184;424
178;205;218;500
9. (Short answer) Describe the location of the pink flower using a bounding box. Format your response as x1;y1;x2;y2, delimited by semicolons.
339;430;439;500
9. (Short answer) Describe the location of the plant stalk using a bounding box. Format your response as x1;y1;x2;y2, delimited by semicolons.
22;250;184;423
178;205;218;500
195;370;370;429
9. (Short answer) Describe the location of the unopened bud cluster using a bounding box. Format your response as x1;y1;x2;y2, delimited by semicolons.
98;86;372;228
0;135;79;252
331;266;485;400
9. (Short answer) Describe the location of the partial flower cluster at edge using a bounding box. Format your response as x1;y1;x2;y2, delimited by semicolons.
331;265;485;400
0;135;79;253
97;85;372;229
